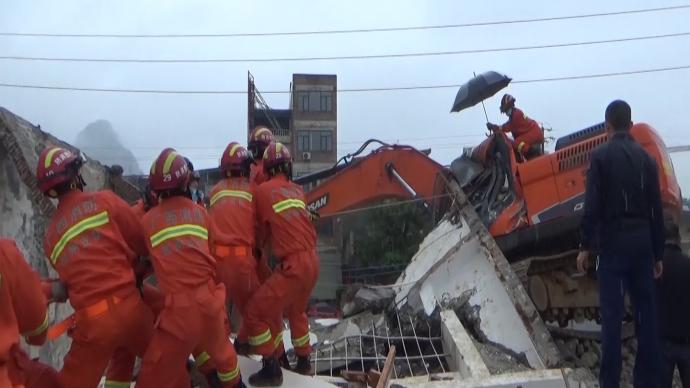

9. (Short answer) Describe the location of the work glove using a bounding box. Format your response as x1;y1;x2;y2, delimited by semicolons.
486;123;499;131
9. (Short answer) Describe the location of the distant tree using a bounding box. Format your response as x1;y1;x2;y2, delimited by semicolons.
353;199;432;267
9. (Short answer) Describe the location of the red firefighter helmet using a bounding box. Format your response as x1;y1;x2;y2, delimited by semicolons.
248;126;275;157
262;141;292;175
500;94;516;113
148;148;190;192
36;146;84;196
220;141;251;173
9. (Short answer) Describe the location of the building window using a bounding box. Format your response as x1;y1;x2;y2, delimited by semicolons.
319;131;332;152
297;91;333;112
297;131;311;152
300;93;310;112
320;94;332;112
296;130;334;152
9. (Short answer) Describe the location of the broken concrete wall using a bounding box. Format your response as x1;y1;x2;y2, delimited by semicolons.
393;181;561;370
0;107;141;368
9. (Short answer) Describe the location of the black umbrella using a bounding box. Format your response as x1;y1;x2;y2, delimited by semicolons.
450;71;512;113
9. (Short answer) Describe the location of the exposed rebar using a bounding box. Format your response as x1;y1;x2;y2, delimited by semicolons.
408;314;430;375
426;320;446;373
395;310;414;376
372;319;381;372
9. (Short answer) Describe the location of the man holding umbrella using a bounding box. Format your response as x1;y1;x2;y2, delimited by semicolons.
450;72;543;161
486;94;544;160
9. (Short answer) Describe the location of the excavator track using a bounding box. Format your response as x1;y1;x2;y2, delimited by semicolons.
509;251;601;328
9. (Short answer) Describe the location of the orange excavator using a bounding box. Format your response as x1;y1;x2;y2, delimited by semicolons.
297;70;683;325
298;122;682;262
296;122;682;325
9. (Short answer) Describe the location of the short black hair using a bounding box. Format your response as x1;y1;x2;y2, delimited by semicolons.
605;100;632;132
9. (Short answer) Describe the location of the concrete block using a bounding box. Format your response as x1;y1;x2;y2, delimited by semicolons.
440;310;490;379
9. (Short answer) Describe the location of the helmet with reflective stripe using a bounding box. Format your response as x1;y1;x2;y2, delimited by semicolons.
220;141;251;173
248;126;275;158
148;148;190;192
36;146;84;196
262;141;292;175
500;93;516;113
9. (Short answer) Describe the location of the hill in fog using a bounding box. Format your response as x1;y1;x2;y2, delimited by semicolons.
75;120;142;175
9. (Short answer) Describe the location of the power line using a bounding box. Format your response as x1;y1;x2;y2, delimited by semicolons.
1;4;688;38
1;64;689;94
79;134;484;151
2;31;689;63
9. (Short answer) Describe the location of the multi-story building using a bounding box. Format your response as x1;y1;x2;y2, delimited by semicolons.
248;73;337;178
290;74;337;177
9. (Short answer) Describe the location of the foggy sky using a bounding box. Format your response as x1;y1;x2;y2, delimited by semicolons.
1;0;689;193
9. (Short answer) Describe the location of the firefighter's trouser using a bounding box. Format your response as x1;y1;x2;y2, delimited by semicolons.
512;129;544;157
57;290;154;388
214;245;259;344
136;282;241;388
1;364;8;388
256;251;272;284
7;345;59;388
245;250;319;357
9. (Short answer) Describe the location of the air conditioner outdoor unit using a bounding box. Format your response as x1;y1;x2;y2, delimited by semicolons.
302;152;311;161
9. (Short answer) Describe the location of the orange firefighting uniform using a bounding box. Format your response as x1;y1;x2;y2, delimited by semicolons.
208;176;260;346
43;190;154;388
245;174;319;358
250;161;273;283
499;108;544;156
0;239;59;388
136;196;240;388
106;197;222;383
249;160;268;187
100;198;158;387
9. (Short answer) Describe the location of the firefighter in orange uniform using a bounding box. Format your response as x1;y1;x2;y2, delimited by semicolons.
0;239;59;388
135;148;244;388
248;126;276;286
248;126;274;187
486;93;544;160
245;142;320;386
37;146;154;388
208;142;260;357
101;186;162;388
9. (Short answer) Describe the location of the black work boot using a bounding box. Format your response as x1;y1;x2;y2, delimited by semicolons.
234;379;247;388
205;370;223;388
278;352;291;370
234;341;250;356
248;356;283;387
293;355;314;376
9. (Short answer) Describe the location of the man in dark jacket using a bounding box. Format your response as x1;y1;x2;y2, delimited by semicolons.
657;220;690;387
576;99;665;388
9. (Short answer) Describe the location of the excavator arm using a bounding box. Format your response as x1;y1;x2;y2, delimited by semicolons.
295;140;448;219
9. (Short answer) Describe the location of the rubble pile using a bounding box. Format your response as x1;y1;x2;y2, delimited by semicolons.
555;334;683;387
310;309;448;379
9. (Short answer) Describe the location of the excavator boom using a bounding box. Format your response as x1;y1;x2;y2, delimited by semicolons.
296;141;447;218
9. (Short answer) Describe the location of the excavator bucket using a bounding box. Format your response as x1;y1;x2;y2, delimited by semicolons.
449;155;483;188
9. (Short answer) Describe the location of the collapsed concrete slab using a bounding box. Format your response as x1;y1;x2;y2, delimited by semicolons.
0;107;142;367
392;181;561;371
